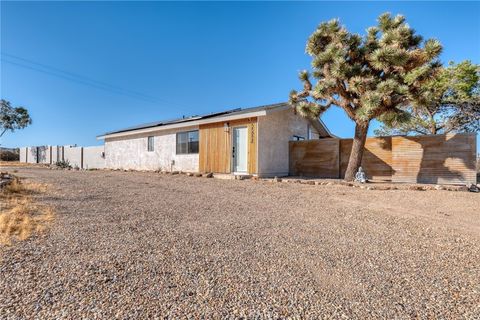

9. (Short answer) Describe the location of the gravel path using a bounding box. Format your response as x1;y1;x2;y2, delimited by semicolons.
1;167;479;319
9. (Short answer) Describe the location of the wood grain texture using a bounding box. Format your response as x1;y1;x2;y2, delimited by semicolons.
340;137;393;181
289;138;340;178
199;118;257;174
289;133;476;185
391;133;477;185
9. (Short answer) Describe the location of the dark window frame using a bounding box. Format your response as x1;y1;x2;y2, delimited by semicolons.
176;130;199;155
147;136;154;152
293;135;305;141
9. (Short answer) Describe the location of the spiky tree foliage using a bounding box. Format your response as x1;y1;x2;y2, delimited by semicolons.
375;61;480;135
290;13;442;181
0;99;32;139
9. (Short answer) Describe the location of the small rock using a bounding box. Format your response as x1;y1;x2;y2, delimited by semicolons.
408;185;425;191
301;180;315;185
194;173;203;177
203;172;213;178
186;172;194;177
171;171;179;175
273;176;282;183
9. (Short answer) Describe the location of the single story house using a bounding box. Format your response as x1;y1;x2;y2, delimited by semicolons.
97;102;332;177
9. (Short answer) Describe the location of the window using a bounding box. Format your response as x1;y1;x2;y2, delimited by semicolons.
176;130;199;154
147;136;154;152
293;135;305;141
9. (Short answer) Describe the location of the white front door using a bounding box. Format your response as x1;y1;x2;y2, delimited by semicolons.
232;127;248;173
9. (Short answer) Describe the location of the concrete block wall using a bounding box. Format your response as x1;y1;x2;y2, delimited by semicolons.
38;146;50;164
19;145;106;169
51;146;61;163
19;147;27;163
26;147;38;163
63;146;83;168
83;146;106;169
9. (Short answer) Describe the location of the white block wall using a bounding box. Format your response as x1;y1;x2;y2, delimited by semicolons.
83;146;106;169
105;126;199;172
20;147;27;163
38;146;50;164
26;147;38;163
63;146;83;168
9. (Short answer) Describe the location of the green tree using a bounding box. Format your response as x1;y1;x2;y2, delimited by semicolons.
375;61;480;135
0;99;32;139
289;13;442;181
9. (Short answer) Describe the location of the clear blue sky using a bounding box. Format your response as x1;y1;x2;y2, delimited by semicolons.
1;1;479;149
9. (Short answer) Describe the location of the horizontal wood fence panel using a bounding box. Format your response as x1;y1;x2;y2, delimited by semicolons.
340;137;393;181
391;133;477;185
289;133;476;185
289;138;339;178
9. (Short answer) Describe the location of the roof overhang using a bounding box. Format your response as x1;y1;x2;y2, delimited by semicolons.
97;106;289;140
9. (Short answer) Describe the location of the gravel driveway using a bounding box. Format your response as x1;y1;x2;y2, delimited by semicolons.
1;167;479;319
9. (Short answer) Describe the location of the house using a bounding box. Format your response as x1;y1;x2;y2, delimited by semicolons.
97;102;332;177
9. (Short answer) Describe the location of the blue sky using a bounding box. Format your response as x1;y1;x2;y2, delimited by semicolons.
1;1;479;149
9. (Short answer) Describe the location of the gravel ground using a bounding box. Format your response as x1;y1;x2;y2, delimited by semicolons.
1;167;479;319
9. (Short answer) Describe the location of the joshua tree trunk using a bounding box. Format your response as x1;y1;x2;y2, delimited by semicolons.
344;122;369;181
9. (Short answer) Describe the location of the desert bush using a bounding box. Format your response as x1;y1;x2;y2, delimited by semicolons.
55;159;71;169
0;150;19;161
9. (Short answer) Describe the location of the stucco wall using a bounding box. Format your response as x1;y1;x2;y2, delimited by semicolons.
26;147;38;163
51;146;61;163
105;126;199;172
257;109;314;177
83;146;106;169
40;146;51;164
63;146;83;168
19;147;27;163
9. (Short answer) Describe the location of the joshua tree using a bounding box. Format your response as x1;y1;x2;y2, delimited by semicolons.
0;99;32;139
290;13;442;181
375;60;480;136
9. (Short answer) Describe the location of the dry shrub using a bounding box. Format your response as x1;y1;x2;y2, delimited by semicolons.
2;178;47;196
0;178;54;245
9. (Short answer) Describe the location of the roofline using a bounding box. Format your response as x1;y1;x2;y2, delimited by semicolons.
318;118;336;138
97;107;290;140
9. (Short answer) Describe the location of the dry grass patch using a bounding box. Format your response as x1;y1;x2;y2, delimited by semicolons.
0;177;54;245
0;161;37;168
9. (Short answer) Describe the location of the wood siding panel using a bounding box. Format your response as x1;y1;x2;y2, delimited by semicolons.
199;118;257;174
392;133;477;184
289;138;339;178
340;137;393;181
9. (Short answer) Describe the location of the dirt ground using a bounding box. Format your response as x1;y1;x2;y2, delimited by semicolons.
1;166;479;319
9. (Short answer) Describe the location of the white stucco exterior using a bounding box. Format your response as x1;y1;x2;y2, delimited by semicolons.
257;109;316;177
105;125;199;172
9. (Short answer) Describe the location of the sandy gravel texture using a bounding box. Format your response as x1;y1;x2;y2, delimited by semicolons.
1;167;479;319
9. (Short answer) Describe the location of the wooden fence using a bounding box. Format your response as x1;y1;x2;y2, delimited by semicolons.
289;133;477;185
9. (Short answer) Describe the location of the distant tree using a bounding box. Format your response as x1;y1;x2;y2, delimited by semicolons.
0;99;32;139
290;13;442;181
375;61;480;135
